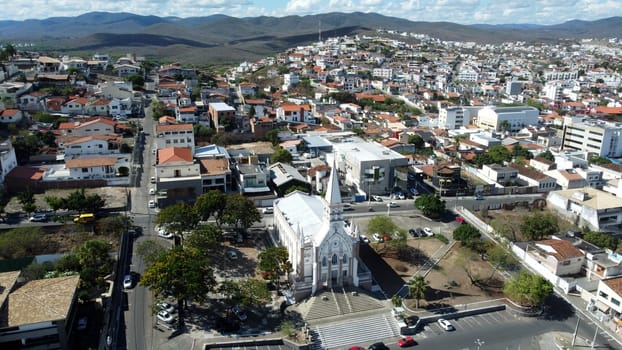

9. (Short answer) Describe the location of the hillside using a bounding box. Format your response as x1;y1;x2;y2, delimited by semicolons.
1;12;621;64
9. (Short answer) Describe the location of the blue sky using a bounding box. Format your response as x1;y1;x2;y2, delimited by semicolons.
2;0;621;24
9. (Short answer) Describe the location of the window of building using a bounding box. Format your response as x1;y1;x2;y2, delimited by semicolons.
342;254;347;263
332;254;338;265
612;298;621;306
322;257;327;266
599;291;609;299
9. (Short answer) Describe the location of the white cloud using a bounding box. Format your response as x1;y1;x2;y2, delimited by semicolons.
284;0;322;14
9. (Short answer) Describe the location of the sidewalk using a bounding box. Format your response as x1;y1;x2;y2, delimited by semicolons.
538;331;595;350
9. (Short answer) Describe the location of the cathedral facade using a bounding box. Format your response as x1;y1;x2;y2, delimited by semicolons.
272;163;373;301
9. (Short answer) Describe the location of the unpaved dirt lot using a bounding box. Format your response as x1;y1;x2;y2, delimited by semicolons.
4;187;128;214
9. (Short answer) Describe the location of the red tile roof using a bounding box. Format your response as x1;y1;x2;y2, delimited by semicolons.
65;157;117;168
158;147;193;164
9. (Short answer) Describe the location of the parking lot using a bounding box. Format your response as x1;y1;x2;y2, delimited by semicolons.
416;310;518;339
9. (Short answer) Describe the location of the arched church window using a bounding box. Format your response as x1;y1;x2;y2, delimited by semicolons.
342;254;347;263
322;256;327;266
332;254;338;265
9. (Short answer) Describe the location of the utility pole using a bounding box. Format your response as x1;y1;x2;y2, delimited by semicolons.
572;317;580;346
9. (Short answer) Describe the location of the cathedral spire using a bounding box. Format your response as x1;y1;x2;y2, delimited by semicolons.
324;157;342;206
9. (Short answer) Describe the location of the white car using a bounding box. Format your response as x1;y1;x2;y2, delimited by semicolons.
157;301;176;314
232;305;247;321
423;227;434;236
148;200;157;208
438;318;454;331
157;227;174;239
157;310;175;323
387;201;399;208
123;274;133;289
372;195;383;202
262;207;273;214
372;233;384;242
359;235;370;244
149;188;156;195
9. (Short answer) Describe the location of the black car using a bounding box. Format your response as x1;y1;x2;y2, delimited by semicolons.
408;228;418;237
368;342;389;350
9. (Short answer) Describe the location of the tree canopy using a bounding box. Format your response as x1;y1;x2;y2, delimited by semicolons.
504;271;553;307
155;202;200;241
519;212;559;241
193;190;226;221
414;194;446;218
271;147;293;164
219;194;261;230
257;246;292;288
452;224;481;246
408;276;429;308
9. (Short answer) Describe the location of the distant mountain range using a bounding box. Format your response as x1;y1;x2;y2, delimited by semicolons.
1;12;621;64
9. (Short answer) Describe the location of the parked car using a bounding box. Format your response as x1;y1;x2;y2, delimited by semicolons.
157;301;176;314
29;213;48;222
150;176;156;184
372;233;384;242
423;227;434;237
232;305;247;321
474;193;484;200
148;200;157;208
157;229;173;239
262;207;273;214
76;317;88;331
157;310;175;323
227;250;238;259
397;336;417;347
371;195;383;202
409;188;419;196
408;228;418;237
349;347;365;350
342;204;354;211
437;318;454;331
123;274;133;289
368;342;389;350
149;188;156;195
359;235;370;244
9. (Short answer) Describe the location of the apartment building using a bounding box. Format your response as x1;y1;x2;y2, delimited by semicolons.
561;117;622;158
475;106;539;132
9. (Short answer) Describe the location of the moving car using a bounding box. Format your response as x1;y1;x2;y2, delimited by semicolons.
368;342;389;350
157;301;176;314
29;213;48;222
397;336;417;347
342;204;354;211
387;201;399;208
437;318;454;331
76;317;88;330
157;310;175;323
73;213;95;224
232;305;247;321
423;227;434;237
371;195;383;202
149;188;156;195
150;176;156;184
123;274;133;289
372;233;384;242
227;250;238;259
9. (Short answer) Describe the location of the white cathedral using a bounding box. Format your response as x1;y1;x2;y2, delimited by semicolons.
272;162;373;301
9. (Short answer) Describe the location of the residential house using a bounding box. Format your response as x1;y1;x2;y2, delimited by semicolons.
268;162;310;196
276;104;315;124
61;97;89;115
531;239;585;276
209;102;236;132
85;98;111;116
235;156;271;195
509;163;557;192
529;157;556;173
18;91;47;111
36;56;61;73
58;118;117;137
545;169;587;190
481;164;518;186
114;64;140;77
155;147;201;205
593;276;622;325
0;139;17;185
155;123;195;154
0;109;23;123
0;273;81;350
65;157;117;180
58;135;121;158
195;145;232;193
547;188;622;231
175;105;198;124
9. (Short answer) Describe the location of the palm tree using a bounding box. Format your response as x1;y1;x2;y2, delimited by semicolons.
408;276;429;309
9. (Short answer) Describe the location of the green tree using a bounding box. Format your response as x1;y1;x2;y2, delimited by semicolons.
367;215;400;237
193;190;226;221
487;245;519;271
271;147;293;164
74;239;114;290
407;276;428;308
265;129;280;146
219;194;261;230
391;295;403;307
512;145;533;160
414;194;446;218
488;145;512;163
520;212;558;241
155;202;199;243
452;224;481;246
45;196;66;213
65;188;89;213
504;271;553;307
127;74;145;89
408;134;424;149
141;246;216;329
95;215;131;237
258;246;292;289
17;188;36;214
136;240;167;266
499;120;511;132
151;100;166;119
538;150;555;162
185;224;223;254
588;155;611;165
584;231;618;250
490;216;520;242
237;279;271;307
0;227;45;259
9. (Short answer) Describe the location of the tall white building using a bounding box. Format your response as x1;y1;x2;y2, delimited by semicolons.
562;117;622;158
273;162;372;300
439;106;465;130
475;106;539;132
